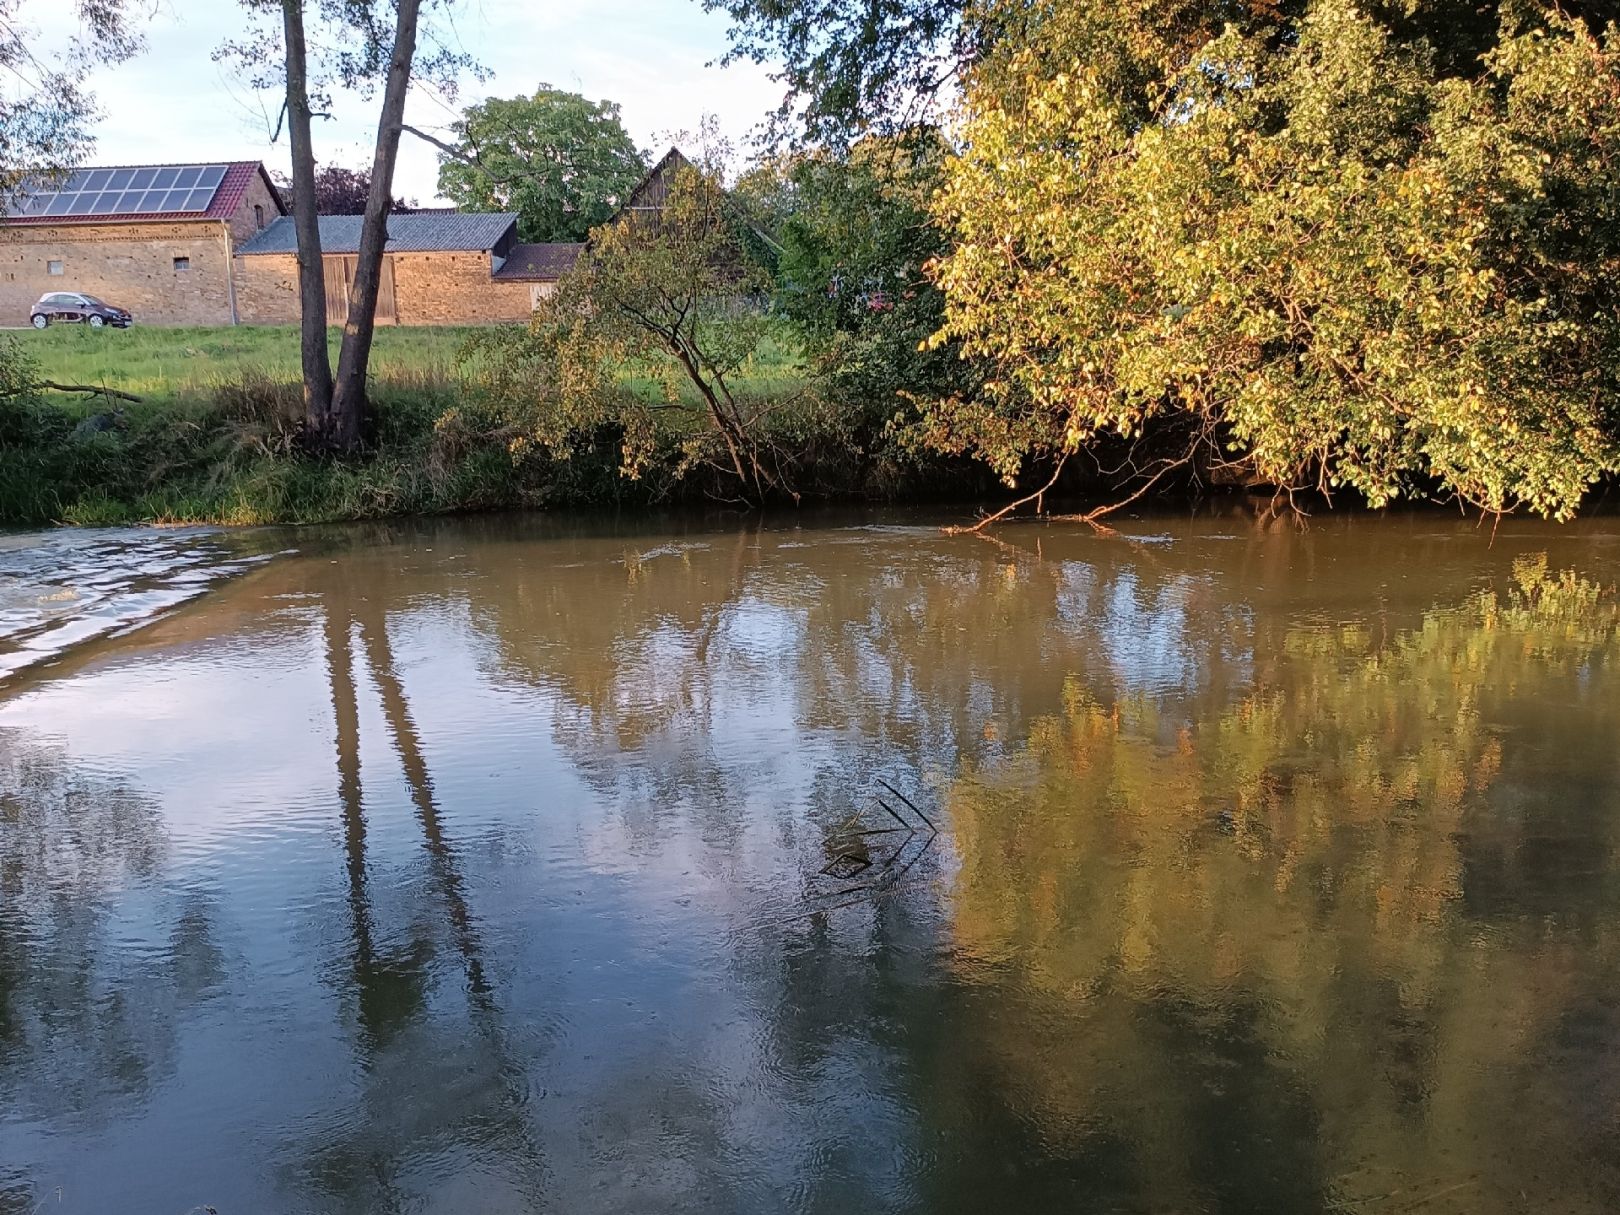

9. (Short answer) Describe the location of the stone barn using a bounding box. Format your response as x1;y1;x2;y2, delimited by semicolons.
0;161;286;326
0;150;699;327
233;212;582;325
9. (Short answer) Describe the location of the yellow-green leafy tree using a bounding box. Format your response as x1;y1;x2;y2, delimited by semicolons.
925;1;1620;518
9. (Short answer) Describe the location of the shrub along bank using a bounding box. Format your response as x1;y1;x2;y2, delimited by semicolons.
0;327;979;526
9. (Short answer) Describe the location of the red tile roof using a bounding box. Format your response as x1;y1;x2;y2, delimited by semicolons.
1;161;278;227
204;162;274;221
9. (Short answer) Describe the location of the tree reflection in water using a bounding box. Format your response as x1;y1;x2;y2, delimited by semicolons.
923;556;1620;1213
298;564;544;1210
3;514;1620;1213
0;731;222;1209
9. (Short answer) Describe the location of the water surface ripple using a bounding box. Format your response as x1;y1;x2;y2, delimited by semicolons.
2;510;1620;1214
0;527;275;680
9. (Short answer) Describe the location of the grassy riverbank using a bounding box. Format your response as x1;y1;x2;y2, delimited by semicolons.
14;323;804;404
1;324;946;526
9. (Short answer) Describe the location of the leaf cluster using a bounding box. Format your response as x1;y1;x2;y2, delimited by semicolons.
435;87;646;243
926;0;1620;516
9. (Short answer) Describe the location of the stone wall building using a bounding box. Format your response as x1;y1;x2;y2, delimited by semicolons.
0;150;696;327
0;161;285;326
233;212;582;326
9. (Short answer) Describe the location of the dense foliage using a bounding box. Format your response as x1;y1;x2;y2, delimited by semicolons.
436;88;646;242
703;0;973;143
922;0;1620;517
747;131;970;429
472;156;803;502
0;0;142;206
272;163;415;214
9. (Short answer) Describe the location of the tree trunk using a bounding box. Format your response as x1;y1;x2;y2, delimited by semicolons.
281;0;334;439
328;0;422;450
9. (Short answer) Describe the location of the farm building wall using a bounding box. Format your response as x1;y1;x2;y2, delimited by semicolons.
229;173;285;245
392;251;535;325
235;249;549;326
231;252;299;324
0;220;235;326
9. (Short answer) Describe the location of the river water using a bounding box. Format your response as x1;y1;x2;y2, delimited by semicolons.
2;509;1620;1214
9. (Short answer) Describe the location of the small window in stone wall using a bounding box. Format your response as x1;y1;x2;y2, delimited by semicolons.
47;260;63;276
254;204;265;229
174;256;191;272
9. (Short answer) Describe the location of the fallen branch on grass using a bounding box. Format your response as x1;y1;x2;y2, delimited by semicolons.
0;380;144;403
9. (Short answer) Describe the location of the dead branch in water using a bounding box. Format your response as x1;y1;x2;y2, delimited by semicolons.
946;416;1237;535
947;447;1196;535
943;455;1070;535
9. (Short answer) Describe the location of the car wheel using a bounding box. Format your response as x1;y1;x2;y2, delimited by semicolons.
31;314;47;329
88;315;105;329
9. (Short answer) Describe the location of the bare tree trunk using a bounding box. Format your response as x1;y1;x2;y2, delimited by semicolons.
328;0;422;451
281;0;334;439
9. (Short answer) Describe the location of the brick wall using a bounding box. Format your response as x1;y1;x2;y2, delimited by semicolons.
235;249;549;326
0;220;235;326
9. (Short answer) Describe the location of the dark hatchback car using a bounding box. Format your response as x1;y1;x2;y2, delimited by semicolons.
30;292;133;329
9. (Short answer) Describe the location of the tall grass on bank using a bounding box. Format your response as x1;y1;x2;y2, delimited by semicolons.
0;368;547;526
0;324;985;526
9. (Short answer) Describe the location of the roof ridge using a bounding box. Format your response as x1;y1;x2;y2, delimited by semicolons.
40;160;256;173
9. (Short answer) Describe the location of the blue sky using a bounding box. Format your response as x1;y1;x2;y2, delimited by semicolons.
35;0;783;202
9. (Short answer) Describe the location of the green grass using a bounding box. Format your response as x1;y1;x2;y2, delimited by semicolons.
0;322;868;528
14;324;483;403
0;320;1002;529
15;322;810;405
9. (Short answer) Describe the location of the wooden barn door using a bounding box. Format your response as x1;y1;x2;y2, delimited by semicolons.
323;257;350;325
375;257;397;325
322;256;398;325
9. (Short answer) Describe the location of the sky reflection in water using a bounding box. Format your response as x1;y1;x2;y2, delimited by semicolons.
2;510;1619;1214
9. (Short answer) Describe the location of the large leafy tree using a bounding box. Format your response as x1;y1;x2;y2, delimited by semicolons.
704;0;986;144
923;0;1620;520
435;87;645;242
1;0;144;206
272;162;414;214
705;0;1620;143
749;130;967;422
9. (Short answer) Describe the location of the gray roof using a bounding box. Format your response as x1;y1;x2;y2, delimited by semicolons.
493;242;584;281
237;211;518;255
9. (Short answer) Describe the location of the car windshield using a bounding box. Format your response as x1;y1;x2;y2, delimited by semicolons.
79;295;106;307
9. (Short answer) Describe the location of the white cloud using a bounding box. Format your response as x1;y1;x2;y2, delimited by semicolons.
36;0;784;201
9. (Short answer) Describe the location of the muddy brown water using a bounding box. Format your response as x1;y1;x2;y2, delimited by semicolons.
3;509;1620;1214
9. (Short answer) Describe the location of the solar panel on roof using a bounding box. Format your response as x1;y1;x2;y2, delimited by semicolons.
6;163;231;219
